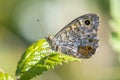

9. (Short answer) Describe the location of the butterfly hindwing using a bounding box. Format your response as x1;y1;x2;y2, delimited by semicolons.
46;13;100;58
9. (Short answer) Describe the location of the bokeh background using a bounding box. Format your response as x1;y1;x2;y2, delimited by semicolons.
0;0;120;80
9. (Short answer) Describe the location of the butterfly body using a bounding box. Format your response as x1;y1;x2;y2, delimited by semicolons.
46;13;100;58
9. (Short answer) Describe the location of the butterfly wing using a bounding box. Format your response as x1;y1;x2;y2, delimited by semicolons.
46;13;100;58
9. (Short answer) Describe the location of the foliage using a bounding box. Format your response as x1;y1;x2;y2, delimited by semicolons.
110;0;120;60
0;71;14;80
0;39;80;80
15;39;80;80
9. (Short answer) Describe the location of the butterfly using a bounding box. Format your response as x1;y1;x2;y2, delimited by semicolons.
46;13;100;58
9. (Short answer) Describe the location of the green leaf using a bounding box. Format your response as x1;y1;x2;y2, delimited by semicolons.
16;39;80;80
110;0;120;56
0;71;14;80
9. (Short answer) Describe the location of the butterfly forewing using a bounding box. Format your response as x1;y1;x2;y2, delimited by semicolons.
46;13;100;58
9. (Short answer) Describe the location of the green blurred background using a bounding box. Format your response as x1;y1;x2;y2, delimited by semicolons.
0;0;120;80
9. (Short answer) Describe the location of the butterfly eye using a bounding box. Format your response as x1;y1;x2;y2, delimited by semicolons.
87;46;92;50
85;20;91;25
86;46;93;52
